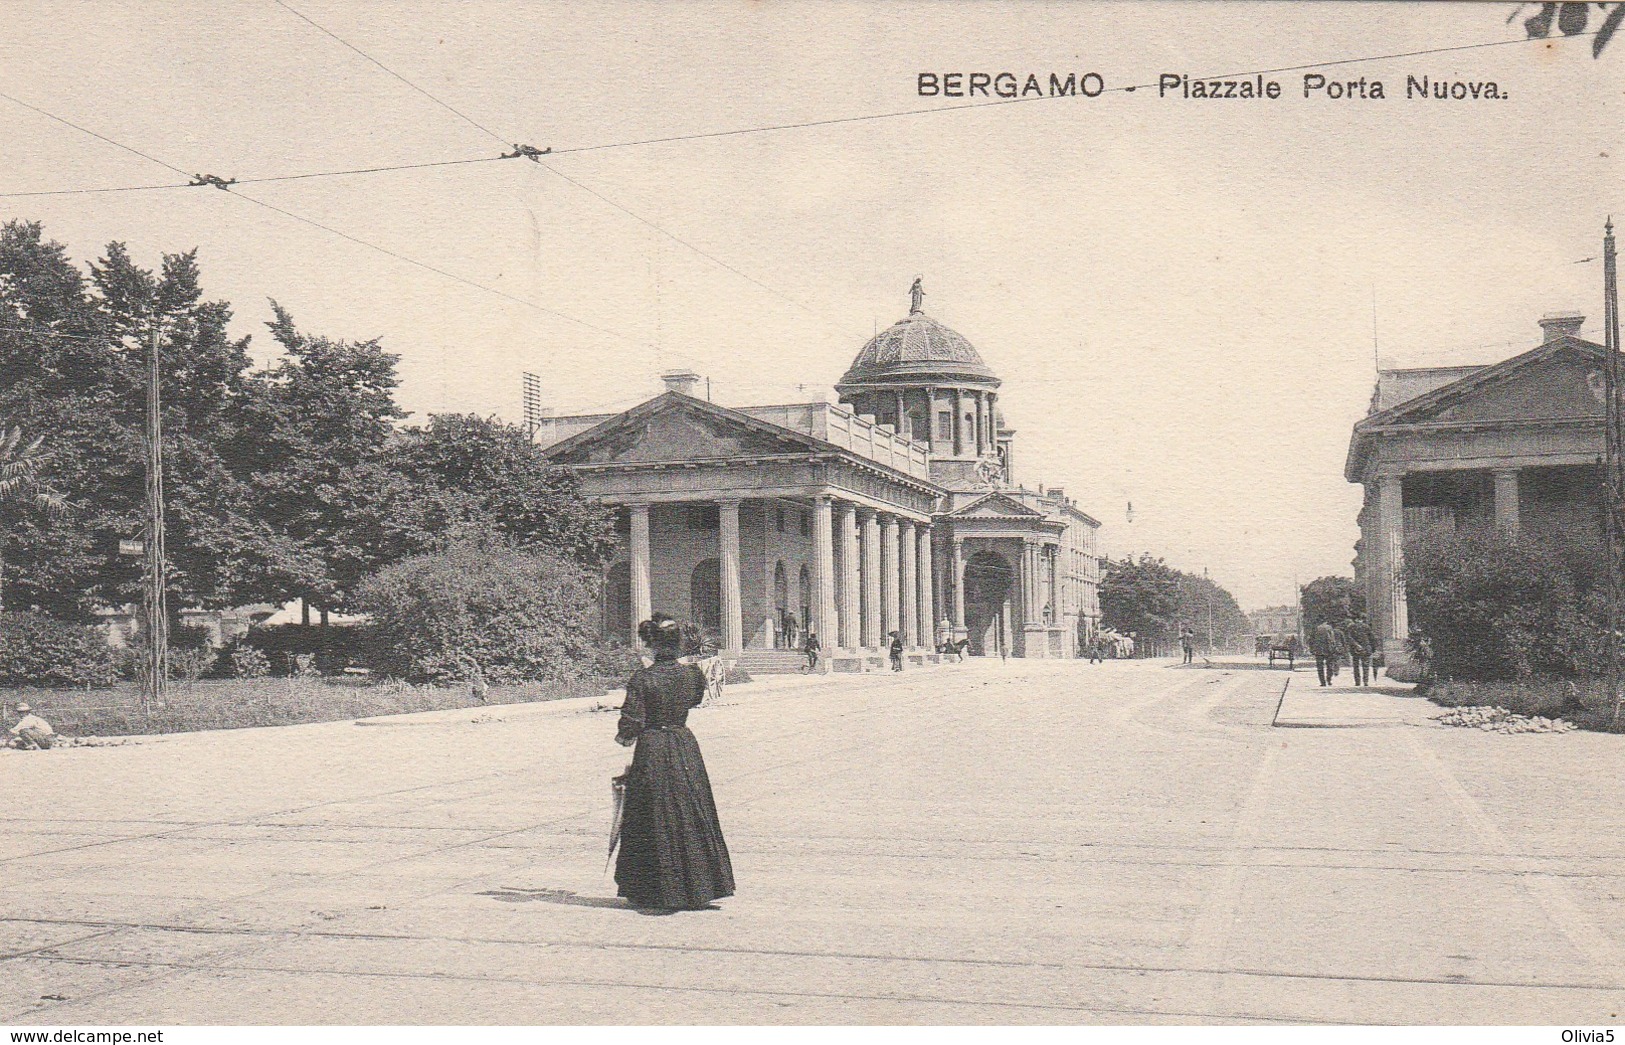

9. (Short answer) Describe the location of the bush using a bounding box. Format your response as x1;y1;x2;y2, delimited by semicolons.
244;624;373;675
169;646;217;683
0;611;118;688
227;644;271;679
354;542;601;684
1404;528;1606;681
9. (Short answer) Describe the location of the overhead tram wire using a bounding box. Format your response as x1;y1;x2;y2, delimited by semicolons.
225;189;650;349
0;26;1601;198
267;0;874;342
0;94;675;362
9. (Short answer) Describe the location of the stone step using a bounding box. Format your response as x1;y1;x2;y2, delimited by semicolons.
736;650;812;674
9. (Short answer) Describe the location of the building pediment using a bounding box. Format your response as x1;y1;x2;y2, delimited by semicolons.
1364;338;1609;430
948;491;1046;519
542;392;822;466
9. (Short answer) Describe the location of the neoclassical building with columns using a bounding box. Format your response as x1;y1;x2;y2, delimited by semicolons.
1346;311;1610;668
537;283;1102;671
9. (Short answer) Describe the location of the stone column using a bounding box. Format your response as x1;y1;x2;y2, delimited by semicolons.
917;525;935;647
718;499;743;659
813;495;837;655
972;392;984;456
629;504;652;643
900;520;918;646
1047;542;1059;623
860;508;882;649
837;501;860;650
951;536;967;636
1374;475;1406;654
880;514;900;643
952;388;964;456
924;386;937;451
1493;468;1520;535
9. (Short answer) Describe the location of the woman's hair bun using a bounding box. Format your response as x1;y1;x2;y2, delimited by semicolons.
638;612;683;649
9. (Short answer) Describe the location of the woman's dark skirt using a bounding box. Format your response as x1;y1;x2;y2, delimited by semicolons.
614;726;734;910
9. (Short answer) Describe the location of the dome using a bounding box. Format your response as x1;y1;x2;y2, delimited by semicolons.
837;281;999;389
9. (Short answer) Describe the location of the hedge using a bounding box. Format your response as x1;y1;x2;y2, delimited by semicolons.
0;611;119;688
354;542;600;684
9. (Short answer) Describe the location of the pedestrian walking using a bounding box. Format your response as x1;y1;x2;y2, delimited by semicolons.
888;630;904;672
613;614;734;911
1309;620;1338;687
1180;625;1195;665
8;703;55;750
1344;612;1376;687
1331;620;1349;682
803;629;821;672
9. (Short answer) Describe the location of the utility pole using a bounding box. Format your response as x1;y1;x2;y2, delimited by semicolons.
142;319;168;720
1204;566;1214;653
1602;218;1622;722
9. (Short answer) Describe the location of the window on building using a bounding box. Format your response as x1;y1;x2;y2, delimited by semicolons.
799;511;811;538
687;504;719;530
936;411;953;441
776;507;786;533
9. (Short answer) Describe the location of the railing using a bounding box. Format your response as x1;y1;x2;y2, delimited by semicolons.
741;402;932;480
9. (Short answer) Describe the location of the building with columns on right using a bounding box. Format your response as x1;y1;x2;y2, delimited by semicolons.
1345;311;1610;670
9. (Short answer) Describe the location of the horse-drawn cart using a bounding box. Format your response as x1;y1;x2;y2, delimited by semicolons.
1259;633;1301;669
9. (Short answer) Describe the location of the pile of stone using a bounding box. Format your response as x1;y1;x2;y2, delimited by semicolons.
1433;705;1576;734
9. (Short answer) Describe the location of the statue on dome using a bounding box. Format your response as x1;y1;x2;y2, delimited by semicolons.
909;277;924;314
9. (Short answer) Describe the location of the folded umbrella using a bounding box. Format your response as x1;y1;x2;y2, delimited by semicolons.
605;768;629;873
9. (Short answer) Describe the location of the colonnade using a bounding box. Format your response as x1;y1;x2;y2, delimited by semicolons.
626;496;935;659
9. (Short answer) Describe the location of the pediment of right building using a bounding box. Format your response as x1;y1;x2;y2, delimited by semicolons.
1364;335;1611;429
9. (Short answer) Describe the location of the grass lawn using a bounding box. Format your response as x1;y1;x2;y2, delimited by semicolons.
0;674;617;738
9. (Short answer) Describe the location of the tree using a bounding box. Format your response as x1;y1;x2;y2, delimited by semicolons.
1299;576;1364;632
0;426;65;615
1101;554;1182;653
382;413;616;565
1174;571;1250;652
250;301;408;615
1517;2;1624;57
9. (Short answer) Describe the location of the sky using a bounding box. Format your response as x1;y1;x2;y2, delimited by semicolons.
1;1;1621;610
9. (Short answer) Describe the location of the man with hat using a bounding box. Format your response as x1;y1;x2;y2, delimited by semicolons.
1344;611;1377;687
9;704;55;750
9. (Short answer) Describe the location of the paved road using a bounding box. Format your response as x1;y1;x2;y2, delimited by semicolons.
2;659;1622;1024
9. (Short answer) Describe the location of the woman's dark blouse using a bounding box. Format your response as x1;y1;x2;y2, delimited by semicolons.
616;656;706;747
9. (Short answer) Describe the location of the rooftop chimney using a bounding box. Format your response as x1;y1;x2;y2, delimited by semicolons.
661;369;702;397
1539;312;1585;344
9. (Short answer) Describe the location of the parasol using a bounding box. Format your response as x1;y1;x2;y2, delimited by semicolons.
605;768;630;872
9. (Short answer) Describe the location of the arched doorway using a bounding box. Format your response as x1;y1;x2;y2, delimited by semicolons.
773;561;789;648
691;559;721;634
603;560;631;642
964;549;1014;657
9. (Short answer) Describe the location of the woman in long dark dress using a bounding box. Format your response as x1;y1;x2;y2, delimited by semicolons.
614;615;734;910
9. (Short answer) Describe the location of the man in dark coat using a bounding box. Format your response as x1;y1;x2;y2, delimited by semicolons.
1309;619;1338;687
888;631;904;672
1344;612;1376;687
803;629;821;672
